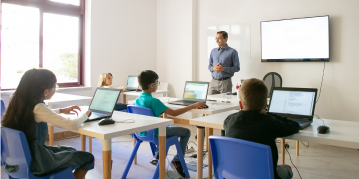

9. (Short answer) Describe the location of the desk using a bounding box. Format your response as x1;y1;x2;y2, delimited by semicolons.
76;111;173;179
207;93;239;103
122;90;170;104
45;93;92;146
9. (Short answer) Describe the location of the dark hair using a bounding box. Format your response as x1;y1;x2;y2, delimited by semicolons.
217;31;228;39
239;78;268;112
2;69;57;142
138;70;158;90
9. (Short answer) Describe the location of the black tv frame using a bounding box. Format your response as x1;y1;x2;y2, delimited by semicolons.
261;15;330;62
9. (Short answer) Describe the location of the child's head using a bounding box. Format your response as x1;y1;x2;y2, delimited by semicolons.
138;70;159;92
239;78;268;112
98;73;113;87
2;68;57;141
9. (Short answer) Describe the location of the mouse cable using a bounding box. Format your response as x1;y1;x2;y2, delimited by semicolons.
300;141;309;147
285;147;303;179
116;119;135;123
316;61;326;104
314;114;325;126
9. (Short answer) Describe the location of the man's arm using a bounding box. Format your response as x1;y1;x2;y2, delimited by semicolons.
223;50;240;74
267;112;300;137
208;51;214;73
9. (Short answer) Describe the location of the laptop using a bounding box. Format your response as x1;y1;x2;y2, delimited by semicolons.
168;81;209;106
268;87;318;129
125;75;141;92
85;87;121;122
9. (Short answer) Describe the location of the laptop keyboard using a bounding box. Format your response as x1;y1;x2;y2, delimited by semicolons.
288;118;310;124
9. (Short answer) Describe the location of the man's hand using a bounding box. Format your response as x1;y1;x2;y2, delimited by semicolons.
59;106;81;115
212;65;220;72
86;110;92;117
213;63;224;72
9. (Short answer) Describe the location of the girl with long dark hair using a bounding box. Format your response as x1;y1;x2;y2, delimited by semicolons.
2;69;94;179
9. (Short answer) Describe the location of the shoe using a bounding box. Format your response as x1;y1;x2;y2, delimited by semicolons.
150;154;159;166
170;161;186;178
185;147;195;154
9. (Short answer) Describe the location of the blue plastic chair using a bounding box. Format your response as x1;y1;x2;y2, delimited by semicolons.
209;136;274;179
1;99;5;118
1;127;78;179
121;105;190;179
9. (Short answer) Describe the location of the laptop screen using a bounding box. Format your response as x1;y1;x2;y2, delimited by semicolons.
268;90;316;116
183;82;209;101
89;88;121;113
127;76;139;88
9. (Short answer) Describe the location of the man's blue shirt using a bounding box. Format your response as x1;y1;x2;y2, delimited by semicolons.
208;44;240;79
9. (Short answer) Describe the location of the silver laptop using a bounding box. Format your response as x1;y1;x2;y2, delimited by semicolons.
268;87;318;129
168;81;209;106
85;87;121;122
125;75;141;91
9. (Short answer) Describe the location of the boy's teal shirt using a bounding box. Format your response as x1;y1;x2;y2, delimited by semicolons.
134;92;168;138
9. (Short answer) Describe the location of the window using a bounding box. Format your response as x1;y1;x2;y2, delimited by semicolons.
1;0;85;90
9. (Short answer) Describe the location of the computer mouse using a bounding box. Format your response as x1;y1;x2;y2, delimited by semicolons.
203;105;209;109
226;92;232;95
317;125;330;134
98;118;116;126
232;92;237;95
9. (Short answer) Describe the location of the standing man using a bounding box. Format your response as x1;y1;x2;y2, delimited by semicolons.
208;31;240;95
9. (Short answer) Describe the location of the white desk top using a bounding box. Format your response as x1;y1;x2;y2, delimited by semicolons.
76;111;173;140
45;93;92;105
122;90;170;96
190;110;359;149
207;93;238;101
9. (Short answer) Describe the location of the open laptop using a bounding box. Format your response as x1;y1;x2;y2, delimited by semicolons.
125;75;141;91
168;81;209;106
268;87;318;129
85;87;121;122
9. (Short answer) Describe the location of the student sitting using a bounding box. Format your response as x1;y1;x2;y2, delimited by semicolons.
224;78;300;179
135;70;206;178
98;73;127;111
2;69;94;179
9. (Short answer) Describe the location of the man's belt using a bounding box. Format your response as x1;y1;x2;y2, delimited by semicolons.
213;77;231;81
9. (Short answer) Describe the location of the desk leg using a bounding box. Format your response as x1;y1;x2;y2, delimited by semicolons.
81;134;86;151
159;126;166;179
281;138;285;164
123;94;127;104
296;141;299;156
103;139;112;179
197;127;205;179
48;124;54;146
133;138;137;164
163;113;167;118
89;136;92;153
207;128;213;179
204;114;209;151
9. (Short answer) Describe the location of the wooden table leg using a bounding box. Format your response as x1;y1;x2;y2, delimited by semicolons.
133;138;137;164
89;136;92;153
296;140;299;156
48;125;54;146
163;113;167;118
159;126;166;179
207;128;213;179
197;127;205;179
123;94;127;104
281;138;285;164
205;127;209;151
81;134;86;151
103;139;112;179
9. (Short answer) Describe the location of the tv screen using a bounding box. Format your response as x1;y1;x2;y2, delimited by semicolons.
261;15;329;62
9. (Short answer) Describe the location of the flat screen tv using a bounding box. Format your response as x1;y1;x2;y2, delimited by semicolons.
261;15;329;62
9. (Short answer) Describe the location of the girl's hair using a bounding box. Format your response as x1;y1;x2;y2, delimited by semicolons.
98;73;112;87
1;69;57;142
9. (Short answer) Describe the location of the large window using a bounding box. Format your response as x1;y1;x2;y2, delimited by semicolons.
1;0;85;90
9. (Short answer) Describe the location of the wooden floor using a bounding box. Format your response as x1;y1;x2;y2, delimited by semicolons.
2;124;359;179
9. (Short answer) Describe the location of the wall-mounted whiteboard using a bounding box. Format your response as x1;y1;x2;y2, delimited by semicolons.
207;23;251;59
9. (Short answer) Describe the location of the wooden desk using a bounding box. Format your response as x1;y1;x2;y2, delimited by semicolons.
45;93;92;146
122;90;170;104
76;111;173;179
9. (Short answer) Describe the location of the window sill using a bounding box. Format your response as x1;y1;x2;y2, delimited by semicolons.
0;86;92;95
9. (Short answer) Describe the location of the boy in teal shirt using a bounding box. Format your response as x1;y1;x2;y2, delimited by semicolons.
134;70;206;178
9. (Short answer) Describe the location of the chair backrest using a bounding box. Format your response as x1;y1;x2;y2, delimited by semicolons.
1;127;33;178
127;105;156;142
263;72;282;98
1;99;6;118
209;136;274;179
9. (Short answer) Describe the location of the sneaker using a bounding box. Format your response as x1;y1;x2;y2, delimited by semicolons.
150;154;159;166
170;161;186;178
185;147;195;154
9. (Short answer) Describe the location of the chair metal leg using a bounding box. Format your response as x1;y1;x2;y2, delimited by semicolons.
121;140;142;179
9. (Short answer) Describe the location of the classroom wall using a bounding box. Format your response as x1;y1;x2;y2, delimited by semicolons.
196;0;359;121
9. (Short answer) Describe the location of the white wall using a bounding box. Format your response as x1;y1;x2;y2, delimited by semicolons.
197;0;359;121
156;0;197;98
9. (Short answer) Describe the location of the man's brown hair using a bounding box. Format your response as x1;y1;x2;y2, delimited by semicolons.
217;31;228;39
239;78;268;112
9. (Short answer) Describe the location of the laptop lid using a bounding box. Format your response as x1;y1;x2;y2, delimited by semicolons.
182;81;210;102
126;75;139;90
88;87;121;116
268;87;317;120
